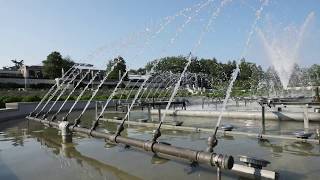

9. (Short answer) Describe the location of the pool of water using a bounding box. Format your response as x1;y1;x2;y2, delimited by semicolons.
1;110;320;180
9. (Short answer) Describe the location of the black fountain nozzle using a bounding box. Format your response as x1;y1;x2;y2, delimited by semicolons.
29;111;35;117
62;116;68;122
50;114;57;122
152;128;162;143
41;114;48;120
110;124;125;144
115;123;125;136
72;117;82;129
34;112;41;118
206;135;218;153
90;119;100;132
267;99;273;108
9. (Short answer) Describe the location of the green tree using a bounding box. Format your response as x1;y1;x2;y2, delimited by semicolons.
42;51;74;79
308;64;320;85
106;56;128;80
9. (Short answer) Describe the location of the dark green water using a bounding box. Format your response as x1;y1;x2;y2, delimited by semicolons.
1;110;320;180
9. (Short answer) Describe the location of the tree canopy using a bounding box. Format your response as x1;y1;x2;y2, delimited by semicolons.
42;51;74;79
143;55;265;90
106;56;128;80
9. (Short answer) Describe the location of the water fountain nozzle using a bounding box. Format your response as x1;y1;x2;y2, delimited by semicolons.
50;114;57;121
115;123;125;136
206;135;218;153
152;128;162;142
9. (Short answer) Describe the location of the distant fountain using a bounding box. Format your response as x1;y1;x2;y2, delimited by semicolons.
258;11;315;89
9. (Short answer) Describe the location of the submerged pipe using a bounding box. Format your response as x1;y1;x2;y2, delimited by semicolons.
151;110;320;122
100;118;320;144
26;116;234;171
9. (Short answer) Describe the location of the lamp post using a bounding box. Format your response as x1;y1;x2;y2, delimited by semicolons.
24;66;28;91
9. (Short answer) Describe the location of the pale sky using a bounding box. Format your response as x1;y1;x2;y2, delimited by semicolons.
0;0;319;70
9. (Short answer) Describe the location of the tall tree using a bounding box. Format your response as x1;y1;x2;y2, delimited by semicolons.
42;51;74;79
106;56;128;80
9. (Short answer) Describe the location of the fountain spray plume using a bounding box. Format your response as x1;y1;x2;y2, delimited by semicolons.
258;11;315;89
71;58;121;128
127;0;210;64
76;3;202;118
118;79;133;103
34;67;78;118
84;0;200;69
125;79;143;102
29;65;76;117
62;71;101;121
41;69;82;119
50;70;92;121
104;1;211;108
152;0;232;143
112;0;215;138
80;1;209;131
146;73;176;100
209;0;269;151
159;76;181;100
138;73;164;101
90;71;129;132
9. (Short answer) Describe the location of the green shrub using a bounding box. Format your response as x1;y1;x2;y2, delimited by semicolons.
22;96;41;102
3;96;23;103
80;95;91;100
0;100;5;108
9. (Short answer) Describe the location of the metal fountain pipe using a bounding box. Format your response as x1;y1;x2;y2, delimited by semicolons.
62;71;101;121
50;70;92;121
27;116;234;171
90;71;129;132
42;70;81;119
34;68;78;118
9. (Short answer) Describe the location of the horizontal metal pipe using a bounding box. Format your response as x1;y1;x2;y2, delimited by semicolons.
151;110;320;122
101;118;320;144
26;116;234;170
271;102;320;106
